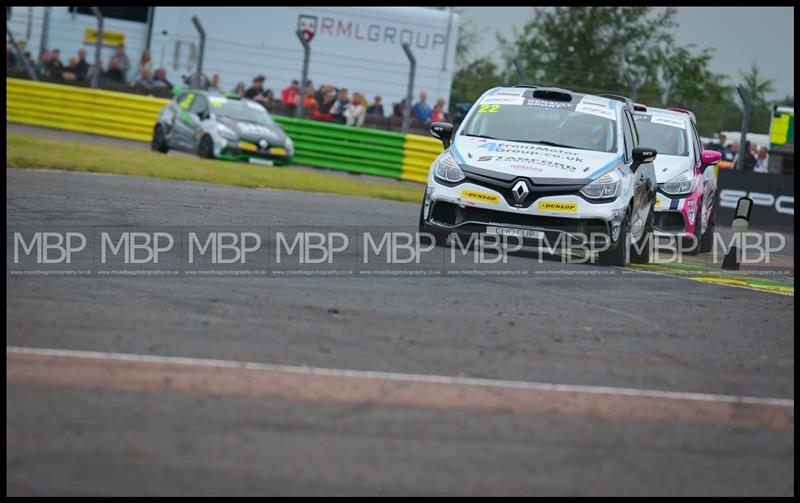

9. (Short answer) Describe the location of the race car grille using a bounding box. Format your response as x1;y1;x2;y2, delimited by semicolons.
463;172;584;209
430;201;608;237
654;211;686;233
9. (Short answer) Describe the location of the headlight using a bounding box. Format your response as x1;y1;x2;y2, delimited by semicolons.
580;173;621;199
661;169;696;195
433;152;465;183
217;123;238;141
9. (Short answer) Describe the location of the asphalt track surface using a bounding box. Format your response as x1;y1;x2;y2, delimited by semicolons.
6;165;794;495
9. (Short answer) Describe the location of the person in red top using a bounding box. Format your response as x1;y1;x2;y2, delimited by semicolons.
431;102;446;122
281;80;300;107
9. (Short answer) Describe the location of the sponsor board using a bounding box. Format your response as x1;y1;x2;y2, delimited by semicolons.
715;171;793;229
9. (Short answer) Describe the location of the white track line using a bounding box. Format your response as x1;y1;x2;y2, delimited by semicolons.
7;346;793;408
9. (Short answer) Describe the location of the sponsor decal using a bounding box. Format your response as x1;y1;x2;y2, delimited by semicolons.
575;96;616;120
651;116;686;129
524;98;574;109
476;155;578;172
478;104;501;113
494;89;526;96
480;96;525;106
238;122;273;136
474;142;585;162
510;164;544;171
633;113;650;122
460;189;500;204
537;201;578;212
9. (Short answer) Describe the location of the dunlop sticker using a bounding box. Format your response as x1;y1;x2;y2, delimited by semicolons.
460;190;499;204
537;201;577;212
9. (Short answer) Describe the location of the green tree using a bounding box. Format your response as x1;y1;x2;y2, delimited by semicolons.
739;62;777;133
449;14;505;114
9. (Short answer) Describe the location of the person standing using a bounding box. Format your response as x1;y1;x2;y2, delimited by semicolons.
330;88;350;125
366;95;384;117
74;48;90;82
411;91;432;123
753;146;770;173
113;43;131;82
345;92;366;127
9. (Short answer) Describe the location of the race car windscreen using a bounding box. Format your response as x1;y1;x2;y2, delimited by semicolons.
632;115;690;157
460;100;618;154
212;99;278;128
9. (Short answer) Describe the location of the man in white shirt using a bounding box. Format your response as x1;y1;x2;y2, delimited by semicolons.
753;146;770;173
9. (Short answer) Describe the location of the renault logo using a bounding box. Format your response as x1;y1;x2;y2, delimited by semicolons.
512;180;530;203
258;139;268;150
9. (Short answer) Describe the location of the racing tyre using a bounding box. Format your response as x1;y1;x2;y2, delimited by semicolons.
597;213;628;267
418;201;449;248
699;199;716;253
630;204;654;264
197;135;215;159
685;199;704;255
151;125;169;153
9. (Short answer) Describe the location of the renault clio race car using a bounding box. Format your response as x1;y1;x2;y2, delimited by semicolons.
632;105;721;253
419;86;659;267
151;90;294;166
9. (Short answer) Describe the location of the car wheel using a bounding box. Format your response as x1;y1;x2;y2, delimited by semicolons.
197;135;215;159
699;198;715;253
685;198;704;255
597;213;628;267
630;203;654;264
418;195;449;248
151;125;169;153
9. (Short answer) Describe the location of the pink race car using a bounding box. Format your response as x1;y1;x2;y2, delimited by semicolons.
632;105;722;253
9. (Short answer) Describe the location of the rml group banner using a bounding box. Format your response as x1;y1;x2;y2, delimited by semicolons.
716;171;794;229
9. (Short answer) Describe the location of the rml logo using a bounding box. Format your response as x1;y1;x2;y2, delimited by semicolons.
189;232;261;264
719;190;794;215
13;232;87;264
101;232;174;264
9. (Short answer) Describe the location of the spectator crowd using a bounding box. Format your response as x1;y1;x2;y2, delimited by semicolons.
8;42;451;129
704;133;771;173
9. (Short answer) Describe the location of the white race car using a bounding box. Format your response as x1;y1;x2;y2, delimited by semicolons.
632;105;721;253
419;86;659;267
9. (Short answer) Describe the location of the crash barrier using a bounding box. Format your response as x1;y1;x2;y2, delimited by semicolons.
6;77;439;183
6;77;168;142
716;170;794;229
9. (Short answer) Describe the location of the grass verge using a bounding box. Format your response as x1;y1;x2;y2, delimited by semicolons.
6;132;424;204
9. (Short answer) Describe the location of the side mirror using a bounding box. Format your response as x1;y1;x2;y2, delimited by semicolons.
631;147;657;172
701;149;722;166
430;121;454;150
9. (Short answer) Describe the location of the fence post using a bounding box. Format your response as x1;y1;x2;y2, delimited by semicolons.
401;42;416;133
191;16;206;90
513;58;528;85
90;7;103;88
7;23;38;80
38;6;50;64
295;29;311;119
736;84;752;171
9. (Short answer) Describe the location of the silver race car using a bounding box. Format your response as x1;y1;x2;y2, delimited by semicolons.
151;90;294;166
420;85;659;267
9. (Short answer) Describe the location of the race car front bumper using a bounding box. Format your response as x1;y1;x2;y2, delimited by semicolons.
422;176;629;249
653;188;702;238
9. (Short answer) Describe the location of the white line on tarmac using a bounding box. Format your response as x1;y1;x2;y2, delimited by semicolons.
7;345;793;407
